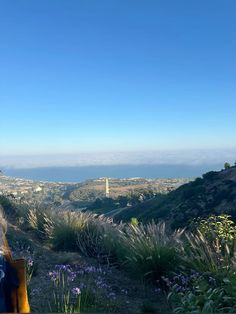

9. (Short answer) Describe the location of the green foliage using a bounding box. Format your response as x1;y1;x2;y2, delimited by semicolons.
88;189;156;215
130;217;139;226
168;272;236;313
42;210;123;263
202;171;218;181
14;199;236;312
50;212;83;251
48;269;81;313
181;230;235;274
121;222;182;281
0;195;16;216
168;216;236;313
224;162;231;170
116;167;236;230
197;214;236;244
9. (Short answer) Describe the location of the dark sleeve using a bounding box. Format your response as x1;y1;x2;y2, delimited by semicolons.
5;261;19;288
4;261;19;312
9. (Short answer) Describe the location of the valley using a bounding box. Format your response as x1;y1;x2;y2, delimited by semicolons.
0;172;190;213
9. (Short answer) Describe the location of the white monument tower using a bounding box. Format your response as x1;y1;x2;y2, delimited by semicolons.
105;178;110;198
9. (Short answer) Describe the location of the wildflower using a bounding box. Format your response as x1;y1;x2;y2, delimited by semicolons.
55;264;71;272
71;287;81;296
84;266;97;273
27;258;34;267
48;270;59;281
67;271;77;282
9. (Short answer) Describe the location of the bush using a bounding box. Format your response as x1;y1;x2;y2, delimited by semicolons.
181;230;235;274
43;210;123;263
198;214;236;244
168;271;236;313
0;195;16;216
50;212;83;251
167;216;236;313
120;222;183;282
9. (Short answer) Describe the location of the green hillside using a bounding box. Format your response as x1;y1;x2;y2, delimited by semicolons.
114;166;236;228
2;167;236;313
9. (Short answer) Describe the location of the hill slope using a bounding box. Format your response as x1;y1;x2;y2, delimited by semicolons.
114;166;236;228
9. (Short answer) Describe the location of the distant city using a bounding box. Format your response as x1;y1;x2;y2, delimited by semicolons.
0;171;190;211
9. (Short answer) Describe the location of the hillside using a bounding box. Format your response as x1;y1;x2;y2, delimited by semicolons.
2;168;236;313
114;166;236;228
0;197;167;313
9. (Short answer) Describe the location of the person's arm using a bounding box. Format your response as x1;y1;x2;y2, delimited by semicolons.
4;259;19;312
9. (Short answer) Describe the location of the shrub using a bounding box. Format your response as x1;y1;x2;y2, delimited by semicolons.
0;195;16;216
43;210;123;263
181;230;235;274
168;271;236;313
198;214;236;244
224;162;231;170
121;222;182;281
45;211;90;251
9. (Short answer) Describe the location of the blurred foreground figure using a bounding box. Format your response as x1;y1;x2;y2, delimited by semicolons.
0;212;30;313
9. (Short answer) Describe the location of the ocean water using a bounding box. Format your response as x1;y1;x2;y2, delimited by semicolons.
2;164;222;182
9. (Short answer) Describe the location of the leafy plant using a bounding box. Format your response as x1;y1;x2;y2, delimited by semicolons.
198;214;236;244
168;272;236;313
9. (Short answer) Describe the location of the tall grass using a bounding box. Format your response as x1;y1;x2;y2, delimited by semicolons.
25;205;184;281
180;229;236;274
120;222;183;281
42;210;123;264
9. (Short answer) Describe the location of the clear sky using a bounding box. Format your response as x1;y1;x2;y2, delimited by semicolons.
0;0;236;159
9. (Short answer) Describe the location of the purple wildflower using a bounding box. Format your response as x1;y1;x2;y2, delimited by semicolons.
48;270;59;281
71;287;81;296
27;258;34;267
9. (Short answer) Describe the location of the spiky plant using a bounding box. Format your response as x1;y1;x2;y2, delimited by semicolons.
181;230;236;274
121;222;182;281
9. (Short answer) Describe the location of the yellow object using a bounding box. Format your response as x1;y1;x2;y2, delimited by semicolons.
3;236;31;313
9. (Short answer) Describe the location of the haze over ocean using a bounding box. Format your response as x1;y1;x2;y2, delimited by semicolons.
1;148;236;182
1;164;224;182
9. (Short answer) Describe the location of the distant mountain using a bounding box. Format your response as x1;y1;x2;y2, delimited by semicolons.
114;166;236;229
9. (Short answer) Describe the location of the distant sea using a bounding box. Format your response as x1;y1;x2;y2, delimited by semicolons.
2;164;223;183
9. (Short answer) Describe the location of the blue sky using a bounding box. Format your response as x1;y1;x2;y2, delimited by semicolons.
0;0;236;161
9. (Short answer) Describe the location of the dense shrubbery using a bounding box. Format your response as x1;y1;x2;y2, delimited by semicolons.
40;211;236;313
0;195;16;216
5;199;236;313
167;215;236;313
121;222;182;281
